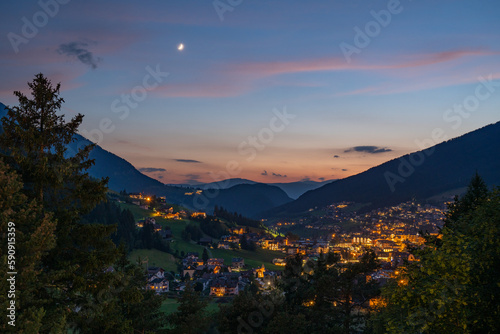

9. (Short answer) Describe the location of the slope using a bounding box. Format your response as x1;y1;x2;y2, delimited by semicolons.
266;121;500;217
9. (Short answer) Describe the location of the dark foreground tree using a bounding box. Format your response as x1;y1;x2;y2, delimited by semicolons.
243;250;381;334
378;176;500;333
166;283;211;334
0;159;57;333
0;74;164;332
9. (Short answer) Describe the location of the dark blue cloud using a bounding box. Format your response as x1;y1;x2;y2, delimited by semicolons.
57;41;100;69
344;146;392;154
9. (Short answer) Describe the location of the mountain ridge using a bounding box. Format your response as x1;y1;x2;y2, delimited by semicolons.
0;102;293;217
264;121;500;218
192;183;293;218
172;177;335;199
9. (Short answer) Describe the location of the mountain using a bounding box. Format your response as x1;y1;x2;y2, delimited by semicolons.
193;183;293;218
0;102;188;202
0;102;291;216
268;180;335;199
67;135;189;199
173;177;334;199
173;178;258;189
266;121;500;217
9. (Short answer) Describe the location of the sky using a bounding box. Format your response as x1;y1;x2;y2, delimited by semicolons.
1;0;499;184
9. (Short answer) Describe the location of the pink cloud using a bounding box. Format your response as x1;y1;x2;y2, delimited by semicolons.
334;63;500;97
153;82;250;98
154;49;496;98
229;49;496;77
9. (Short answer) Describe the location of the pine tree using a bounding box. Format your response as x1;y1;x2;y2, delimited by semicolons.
167;283;211;334
278;250;380;333
0;159;58;333
202;248;209;264
0;73;108;210
444;172;489;231
0;74;117;332
378;175;500;334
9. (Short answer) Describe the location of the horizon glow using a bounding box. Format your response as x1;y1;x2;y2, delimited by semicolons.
1;0;499;184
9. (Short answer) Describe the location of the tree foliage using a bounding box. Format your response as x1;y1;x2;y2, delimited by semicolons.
213;205;263;228
82;200;138;252
182;224;203;242
0;159;57;333
194;215;227;239
215;250;380;333
0;74;165;332
378;175;500;334
166;283;211;334
277;251;380;333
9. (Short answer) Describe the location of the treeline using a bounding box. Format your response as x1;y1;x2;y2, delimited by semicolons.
83;200;170;253
214;205;263;228
191;215;227;239
181;224;203;242
81;200;136;251
181;218;226;243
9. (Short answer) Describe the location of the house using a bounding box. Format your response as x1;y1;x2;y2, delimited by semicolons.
182;253;199;266
218;242;231;250
210;279;239;297
229;227;246;235
254;264;266;278
147;278;169;293
182;266;197;279
267;241;279;251
260;238;279;251
272;258;286;266
231;258;245;269
352;237;373;245
191;212;207;219
207;258;224;266
312;244;329;255
391;252;417;266
221;235;240;243
165;212;181;220
147;267;165;280
261;271;280;288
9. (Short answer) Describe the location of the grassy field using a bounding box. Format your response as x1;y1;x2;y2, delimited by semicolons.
210;248;285;271
118;202;154;220
120;202;286;271
128;249;178;272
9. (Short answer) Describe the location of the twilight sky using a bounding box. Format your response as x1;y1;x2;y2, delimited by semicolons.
1;0;500;184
